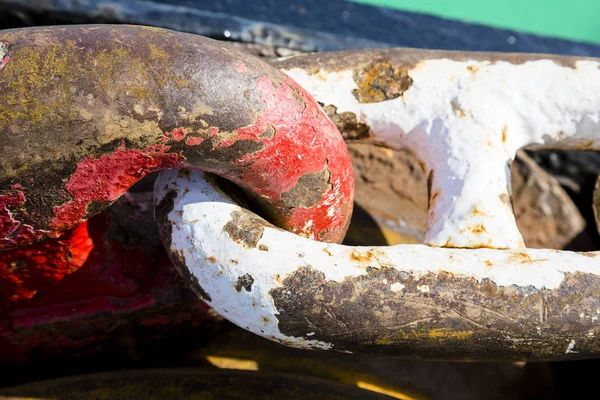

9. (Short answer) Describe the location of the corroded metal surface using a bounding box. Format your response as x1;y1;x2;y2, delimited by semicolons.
0;25;354;302
156;169;600;361
0;25;352;246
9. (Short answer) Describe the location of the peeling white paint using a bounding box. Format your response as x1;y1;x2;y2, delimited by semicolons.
155;169;333;350
417;285;430;293
155;169;600;350
390;282;405;292
281;57;600;249
566;339;578;354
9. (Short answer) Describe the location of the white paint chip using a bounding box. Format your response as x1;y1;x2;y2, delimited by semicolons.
566;339;578;354
390;282;405;292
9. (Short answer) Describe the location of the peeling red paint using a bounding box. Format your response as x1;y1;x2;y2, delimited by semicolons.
0;190;26;239
0;41;10;72
164;127;188;142
0;189;46;249
228;76;354;241
50;142;184;231
185;137;204;146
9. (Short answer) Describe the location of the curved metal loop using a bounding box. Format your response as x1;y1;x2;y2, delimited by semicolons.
0;25;354;248
0;25;354;301
156;49;600;361
156;169;600;361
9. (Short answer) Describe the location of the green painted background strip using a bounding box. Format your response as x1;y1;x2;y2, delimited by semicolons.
349;0;600;44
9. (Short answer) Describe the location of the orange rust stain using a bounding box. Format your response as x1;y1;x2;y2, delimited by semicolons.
484;260;493;267
323;248;333;256
350;249;379;263
470;224;487;234
577;252;598;258
206;256;217;263
467;65;479;75
482;283;498;296
507;252;549;264
508;252;548;264
472;207;486;216
262;316;270;325
502;125;508;143
428;328;474;340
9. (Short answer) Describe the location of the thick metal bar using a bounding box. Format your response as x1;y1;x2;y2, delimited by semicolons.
156;169;600;361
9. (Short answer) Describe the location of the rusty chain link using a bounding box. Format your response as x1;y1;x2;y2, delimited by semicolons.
156;48;600;361
0;25;353;301
3;24;600;362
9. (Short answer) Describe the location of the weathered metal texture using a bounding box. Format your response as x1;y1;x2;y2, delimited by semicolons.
276;49;600;249
0;368;396;399
156;169;600;361
0;178;223;366
345;144;585;249
0;25;354;301
594;175;600;236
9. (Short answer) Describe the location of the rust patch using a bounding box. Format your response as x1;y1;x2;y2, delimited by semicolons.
450;99;468;118
470;224;486;234
426;170;435;210
281;167;332;209
223;210;268;248
258;244;269;251
321;105;372;141
467;65;479;75
471;207;486;216
270;266;600;360
234;273;255;292
502;126;508;143
352;61;413;104
258;124;276;139
206;256;217;264
349;249;380;263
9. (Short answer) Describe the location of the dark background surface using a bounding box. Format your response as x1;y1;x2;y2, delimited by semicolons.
2;0;600;56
